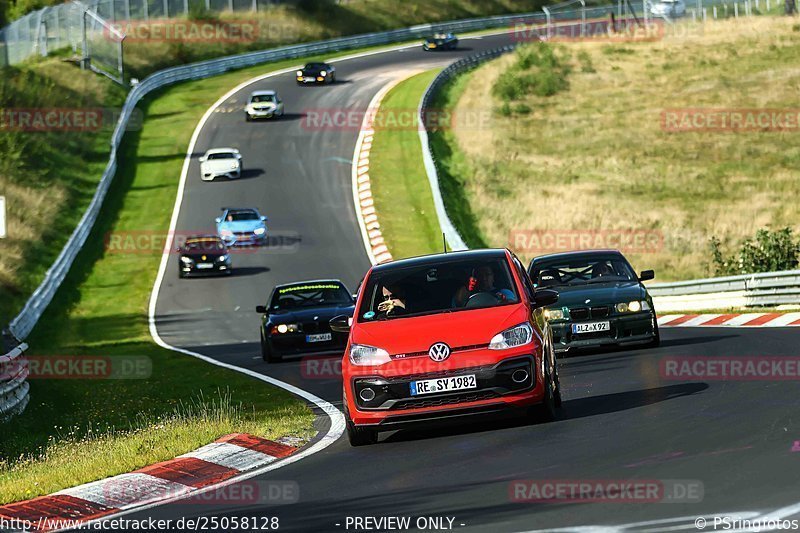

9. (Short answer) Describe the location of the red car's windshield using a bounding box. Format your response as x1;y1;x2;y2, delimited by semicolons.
358;257;519;322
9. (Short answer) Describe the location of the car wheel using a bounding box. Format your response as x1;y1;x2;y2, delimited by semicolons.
530;354;558;422
246;114;252;122
261;332;281;363
552;347;563;408
178;270;185;279
346;418;378;447
647;320;661;348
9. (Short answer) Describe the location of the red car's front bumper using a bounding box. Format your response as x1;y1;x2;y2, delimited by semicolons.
343;350;545;428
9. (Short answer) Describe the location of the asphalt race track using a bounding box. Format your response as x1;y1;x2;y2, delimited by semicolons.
141;32;800;532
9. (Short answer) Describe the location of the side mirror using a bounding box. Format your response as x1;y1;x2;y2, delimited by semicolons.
639;270;655;282
199;156;207;162
351;293;359;301
261;216;267;222
534;289;559;308
255;305;267;314
330;314;352;333
215;217;222;224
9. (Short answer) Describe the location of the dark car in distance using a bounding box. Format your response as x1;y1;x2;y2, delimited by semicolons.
423;33;458;51
256;280;355;363
177;235;232;278
528;250;659;353
296;62;336;85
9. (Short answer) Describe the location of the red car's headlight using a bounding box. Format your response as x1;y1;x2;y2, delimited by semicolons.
349;344;391;366
489;323;533;350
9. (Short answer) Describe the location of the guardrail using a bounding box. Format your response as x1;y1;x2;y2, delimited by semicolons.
418;45;520;252
7;10;562;340
0;343;30;421
649;270;800;311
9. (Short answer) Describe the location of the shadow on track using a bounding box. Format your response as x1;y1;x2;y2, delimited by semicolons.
381;383;708;445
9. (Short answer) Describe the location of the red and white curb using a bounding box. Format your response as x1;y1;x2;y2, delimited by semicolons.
352;73;420;266
0;434;298;531
658;312;800;328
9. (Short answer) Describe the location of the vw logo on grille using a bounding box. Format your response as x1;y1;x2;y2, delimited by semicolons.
428;342;451;362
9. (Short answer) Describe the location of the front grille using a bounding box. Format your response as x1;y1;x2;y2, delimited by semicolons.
392;390;498;410
392;364;495;382
396;343;489;359
569;306;610;319
302;321;331;334
234;231;252;238
570;307;589;320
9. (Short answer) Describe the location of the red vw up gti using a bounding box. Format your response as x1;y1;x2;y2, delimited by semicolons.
331;249;562;446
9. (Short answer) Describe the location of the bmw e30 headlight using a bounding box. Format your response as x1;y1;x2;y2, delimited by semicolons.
616;301;650;313
179;256;194;264
544;308;565;321
254;227;266;236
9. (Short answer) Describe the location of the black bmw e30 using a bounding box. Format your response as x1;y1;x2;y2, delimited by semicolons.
256;280;355;363
177;235;232;278
528;250;659;353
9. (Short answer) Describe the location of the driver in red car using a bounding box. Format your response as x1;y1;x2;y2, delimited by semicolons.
453;265;516;307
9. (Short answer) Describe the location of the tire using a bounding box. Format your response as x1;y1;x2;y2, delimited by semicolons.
647;319;661;348
261;331;282;363
346;418;378;447
245;114;252;122
530;353;558;422
553;352;563;408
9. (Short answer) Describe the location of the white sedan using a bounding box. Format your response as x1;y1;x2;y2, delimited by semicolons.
199;148;242;181
245;90;284;121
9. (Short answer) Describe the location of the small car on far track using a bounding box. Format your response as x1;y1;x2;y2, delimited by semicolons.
296;62;337;85
177;235;232;278
215;207;268;247
423;33;458;51
199;148;242;181
244;90;284;121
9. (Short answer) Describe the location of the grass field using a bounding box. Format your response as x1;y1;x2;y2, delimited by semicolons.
445;17;800;281
0;56;354;504
369;70;444;259
0;0;543;331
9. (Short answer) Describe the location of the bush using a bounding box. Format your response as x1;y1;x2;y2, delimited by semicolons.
491;43;571;103
710;227;800;276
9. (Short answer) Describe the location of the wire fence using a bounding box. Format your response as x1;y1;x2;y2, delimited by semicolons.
1;0;777;71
